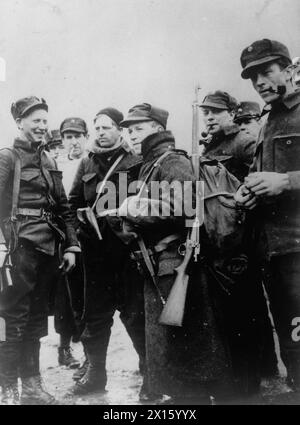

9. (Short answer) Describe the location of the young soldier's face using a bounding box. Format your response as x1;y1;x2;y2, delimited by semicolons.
18;109;48;143
48;145;61;160
94;115;120;148
127;121;158;154
62;131;87;159
249;62;288;104
202;107;233;135
237;117;261;140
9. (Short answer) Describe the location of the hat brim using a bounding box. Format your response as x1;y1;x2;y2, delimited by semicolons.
61;126;86;134
234;114;260;123
241;55;283;79
120;116;153;128
200;102;228;110
20;102;48;118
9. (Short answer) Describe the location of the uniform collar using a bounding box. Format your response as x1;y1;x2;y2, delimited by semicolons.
223;123;240;136
13;137;45;152
261;89;300;116
141;130;175;162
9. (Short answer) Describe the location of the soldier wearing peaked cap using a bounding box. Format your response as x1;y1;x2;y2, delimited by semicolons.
116;103;233;402
200;90;256;182
234;101;262;141
0;96;80;405
236;39;300;397
46;129;63;161
67;107;145;395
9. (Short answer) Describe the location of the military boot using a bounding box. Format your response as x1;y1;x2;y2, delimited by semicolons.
73;358;90;381
21;375;57;405
58;346;80;368
71;359;107;395
1;383;20;405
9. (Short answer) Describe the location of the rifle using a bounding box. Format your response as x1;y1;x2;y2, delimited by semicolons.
159;85;202;327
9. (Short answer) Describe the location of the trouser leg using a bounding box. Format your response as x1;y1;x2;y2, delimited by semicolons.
266;252;300;390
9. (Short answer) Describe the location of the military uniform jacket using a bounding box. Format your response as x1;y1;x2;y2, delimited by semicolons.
68;143;142;256
251;89;300;257
0;138;80;255
124;131;195;249
203;124;256;182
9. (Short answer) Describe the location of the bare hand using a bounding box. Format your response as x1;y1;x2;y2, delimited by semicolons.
59;252;76;273
245;172;290;197
234;185;258;210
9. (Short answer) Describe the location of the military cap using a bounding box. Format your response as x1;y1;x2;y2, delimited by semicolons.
94;107;124;126
234;101;261;123
200;90;238;111
11;96;48;121
60;117;88;135
120;103;169;128
46;129;62;148
240;39;292;79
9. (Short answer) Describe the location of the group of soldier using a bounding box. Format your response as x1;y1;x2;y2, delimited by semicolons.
0;37;300;405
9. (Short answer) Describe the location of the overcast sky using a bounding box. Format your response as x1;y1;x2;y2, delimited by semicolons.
0;0;299;150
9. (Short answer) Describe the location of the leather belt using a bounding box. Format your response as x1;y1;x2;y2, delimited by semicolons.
16;208;44;217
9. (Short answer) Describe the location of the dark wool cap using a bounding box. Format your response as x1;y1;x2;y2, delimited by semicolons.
234;101;261;122
200;91;238;111
60;117;88;135
11;96;48;120
120;103;169;128
94;107;124;126
46;129;62;148
240;39;292;79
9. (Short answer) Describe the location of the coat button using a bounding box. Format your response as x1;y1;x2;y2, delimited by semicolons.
286;140;292;145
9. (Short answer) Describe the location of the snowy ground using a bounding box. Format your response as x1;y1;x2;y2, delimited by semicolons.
40;313;143;405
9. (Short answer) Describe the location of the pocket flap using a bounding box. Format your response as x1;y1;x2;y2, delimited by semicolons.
20;169;40;181
82;173;97;183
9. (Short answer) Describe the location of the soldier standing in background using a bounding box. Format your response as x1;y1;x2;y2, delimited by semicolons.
236;39;300;401
200;90;256;182
68;107;145;395
233;101;262;141
46;129;64;161
0;97;80;404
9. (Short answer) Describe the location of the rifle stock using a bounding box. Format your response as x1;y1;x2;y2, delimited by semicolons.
159;226;196;327
159;84;201;327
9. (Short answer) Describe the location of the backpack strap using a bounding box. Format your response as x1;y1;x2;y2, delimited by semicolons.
136;150;173;199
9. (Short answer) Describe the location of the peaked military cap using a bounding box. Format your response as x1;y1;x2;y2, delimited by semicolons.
60;117;88;135
11;96;48;120
200;90;238;111
234;101;261;123
240;39;292;79
120;103;169;129
94;107;124;126
46;129;62;148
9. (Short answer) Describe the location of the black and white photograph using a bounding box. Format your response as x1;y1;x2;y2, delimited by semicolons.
0;0;300;408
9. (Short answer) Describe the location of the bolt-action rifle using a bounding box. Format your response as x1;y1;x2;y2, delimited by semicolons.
159;85;202;327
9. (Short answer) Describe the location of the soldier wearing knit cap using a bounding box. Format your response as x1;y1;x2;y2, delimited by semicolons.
67;107;145;395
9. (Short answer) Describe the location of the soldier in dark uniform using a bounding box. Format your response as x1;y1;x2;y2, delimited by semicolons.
236;39;300;399
68;107;145;395
200;90;256;182
118;103;233;403
234;101;262;141
0;96;80;404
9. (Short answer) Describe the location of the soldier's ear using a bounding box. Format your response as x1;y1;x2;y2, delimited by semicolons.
284;65;293;83
15;117;23;130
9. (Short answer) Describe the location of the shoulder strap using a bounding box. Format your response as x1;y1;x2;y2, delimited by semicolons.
0;148;21;221
91;152;125;211
136;150;172;199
